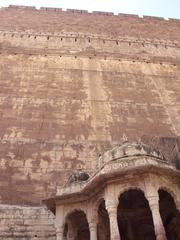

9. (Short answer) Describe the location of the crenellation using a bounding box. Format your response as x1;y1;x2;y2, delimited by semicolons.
9;4;36;10
66;9;88;14
168;18;180;25
92;11;114;16
143;15;165;21
118;13;139;18
40;7;62;12
0;5;178;25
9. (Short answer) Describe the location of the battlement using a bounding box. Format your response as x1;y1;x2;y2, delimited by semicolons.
92;11;114;16
0;5;180;43
67;9;88;14
40;7;62;12
118;13;139;18
143;15;164;21
9;4;36;9
3;4;180;22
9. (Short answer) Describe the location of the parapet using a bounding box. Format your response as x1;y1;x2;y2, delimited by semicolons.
92;11;114;16
67;9;88;14
9;5;36;9
40;7;62;12
98;141;165;167
2;5;180;23
118;13;139;18
143;15;164;21
169;18;180;23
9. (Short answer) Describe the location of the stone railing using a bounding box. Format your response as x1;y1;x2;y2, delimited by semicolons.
98;142;166;167
56;155;175;197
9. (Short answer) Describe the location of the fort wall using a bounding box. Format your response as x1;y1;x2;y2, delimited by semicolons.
0;6;179;205
0;6;179;239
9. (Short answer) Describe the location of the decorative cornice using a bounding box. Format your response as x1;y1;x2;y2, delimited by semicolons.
55;156;177;199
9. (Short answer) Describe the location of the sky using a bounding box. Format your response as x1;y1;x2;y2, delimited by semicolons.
0;0;180;19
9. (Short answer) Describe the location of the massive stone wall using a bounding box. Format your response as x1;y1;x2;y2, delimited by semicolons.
0;6;179;206
0;5;180;41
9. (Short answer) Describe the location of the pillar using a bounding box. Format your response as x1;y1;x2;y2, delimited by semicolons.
89;222;98;240
56;226;64;240
56;205;65;240
106;206;120;240
147;195;167;240
105;184;120;240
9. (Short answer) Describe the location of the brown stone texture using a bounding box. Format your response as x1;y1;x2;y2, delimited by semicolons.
0;6;179;207
0;205;55;239
0;6;180;41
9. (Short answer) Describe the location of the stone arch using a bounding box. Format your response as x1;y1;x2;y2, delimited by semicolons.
158;188;180;240
64;206;87;225
93;195;106;214
158;186;180;211
117;188;156;240
118;185;147;201
63;208;90;240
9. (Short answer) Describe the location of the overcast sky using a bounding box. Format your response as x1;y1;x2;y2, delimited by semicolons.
0;0;180;19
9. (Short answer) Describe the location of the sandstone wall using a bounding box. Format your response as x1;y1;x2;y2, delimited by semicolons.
0;5;180;41
0;205;55;239
0;6;179;206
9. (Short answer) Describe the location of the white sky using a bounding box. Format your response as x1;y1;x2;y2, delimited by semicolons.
0;0;180;19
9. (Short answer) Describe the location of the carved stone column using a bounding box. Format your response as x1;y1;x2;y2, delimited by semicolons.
56;205;65;240
89;222;98;240
106;206;120;240
147;195;167;240
105;184;120;240
56;226;64;240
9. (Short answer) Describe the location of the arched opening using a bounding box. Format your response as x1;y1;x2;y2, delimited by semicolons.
64;210;90;240
97;200;110;240
117;189;156;240
159;189;180;240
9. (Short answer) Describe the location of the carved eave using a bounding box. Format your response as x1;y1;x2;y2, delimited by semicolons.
43;155;180;212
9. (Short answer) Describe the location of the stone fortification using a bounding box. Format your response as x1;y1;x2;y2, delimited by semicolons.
0;5;179;239
0;6;180;205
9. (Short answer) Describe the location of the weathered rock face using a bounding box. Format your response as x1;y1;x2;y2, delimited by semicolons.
0;6;179;206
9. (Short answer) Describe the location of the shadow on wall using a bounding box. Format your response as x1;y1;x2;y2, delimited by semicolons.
141;136;180;170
